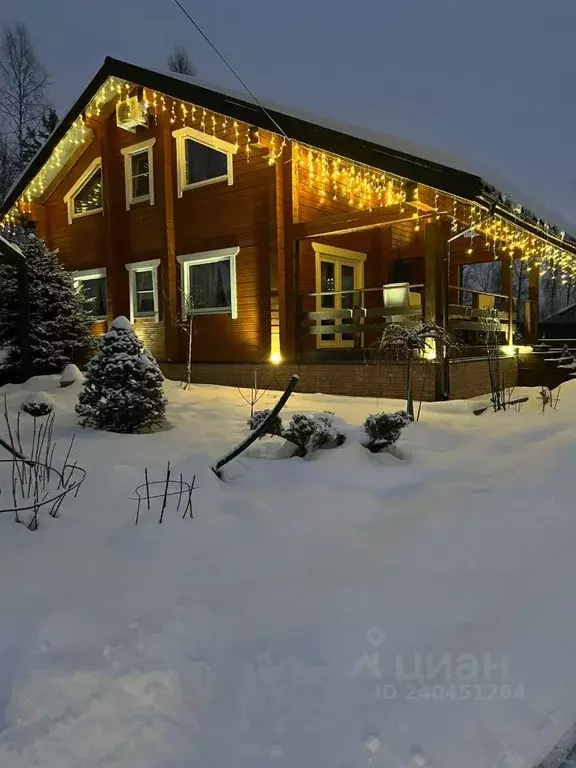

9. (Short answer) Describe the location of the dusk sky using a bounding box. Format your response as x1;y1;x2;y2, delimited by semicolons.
3;0;575;225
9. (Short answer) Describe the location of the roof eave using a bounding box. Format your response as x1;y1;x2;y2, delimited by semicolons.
1;56;571;254
0;58;113;219
0;236;25;266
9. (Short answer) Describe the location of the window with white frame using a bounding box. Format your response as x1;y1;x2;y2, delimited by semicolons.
121;138;155;209
125;259;160;322
172;127;237;198
312;242;366;348
64;158;103;225
73;267;107;319
177;247;239;318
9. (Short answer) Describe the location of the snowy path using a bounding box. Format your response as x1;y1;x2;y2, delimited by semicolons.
0;377;575;767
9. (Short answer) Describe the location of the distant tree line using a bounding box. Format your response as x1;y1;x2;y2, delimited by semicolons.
462;260;575;321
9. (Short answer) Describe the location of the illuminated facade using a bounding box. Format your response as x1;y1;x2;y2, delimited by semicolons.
1;57;572;398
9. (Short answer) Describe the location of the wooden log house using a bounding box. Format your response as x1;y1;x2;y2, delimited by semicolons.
1;57;574;400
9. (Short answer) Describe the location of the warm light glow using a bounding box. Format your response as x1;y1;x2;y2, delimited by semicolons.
270;351;282;365
383;283;410;307
421;338;437;360
500;345;533;357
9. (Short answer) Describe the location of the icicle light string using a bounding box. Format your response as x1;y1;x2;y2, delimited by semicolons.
2;78;576;278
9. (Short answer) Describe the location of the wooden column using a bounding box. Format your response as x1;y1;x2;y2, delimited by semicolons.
159;117;179;361
525;263;539;343
424;220;447;326
97;115;130;322
17;263;32;381
500;252;514;343
424;220;450;399
274;143;298;361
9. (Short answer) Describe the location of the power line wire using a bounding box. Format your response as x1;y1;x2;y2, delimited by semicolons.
170;0;288;139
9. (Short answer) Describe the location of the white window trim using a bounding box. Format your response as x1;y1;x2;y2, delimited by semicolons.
73;266;107;321
177;247;239;319
121;138;156;210
172;126;237;198
64;158;103;225
125;258;161;323
312;242;366;349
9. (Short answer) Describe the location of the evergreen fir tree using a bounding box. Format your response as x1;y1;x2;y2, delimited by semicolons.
21;108;59;165
76;316;167;433
0;233;94;381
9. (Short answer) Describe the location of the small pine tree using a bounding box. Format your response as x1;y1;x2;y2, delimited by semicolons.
0;233;94;381
363;411;411;453
76;316;167;433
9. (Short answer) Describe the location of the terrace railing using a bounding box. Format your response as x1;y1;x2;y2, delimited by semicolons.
447;285;513;335
298;282;515;355
299;284;424;348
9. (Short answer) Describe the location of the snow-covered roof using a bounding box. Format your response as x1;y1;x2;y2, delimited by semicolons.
542;302;576;324
0;233;24;264
2;56;575;250
156;67;576;237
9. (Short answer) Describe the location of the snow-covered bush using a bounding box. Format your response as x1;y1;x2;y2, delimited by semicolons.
0;233;95;382
250;410;345;457
284;413;344;454
76;316;167;434
20;391;55;417
247;408;282;436
363;410;411;453
60;363;85;388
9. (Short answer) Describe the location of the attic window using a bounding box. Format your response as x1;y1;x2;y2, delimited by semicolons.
172;126;237;198
121;138;156;210
64;158;103;225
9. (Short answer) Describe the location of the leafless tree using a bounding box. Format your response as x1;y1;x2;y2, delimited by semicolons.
461;261;501;294
0;23;50;173
370;321;457;418
167;45;197;77
0;133;14;202
541;266;563;318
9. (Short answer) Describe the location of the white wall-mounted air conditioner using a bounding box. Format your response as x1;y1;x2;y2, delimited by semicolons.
116;96;147;132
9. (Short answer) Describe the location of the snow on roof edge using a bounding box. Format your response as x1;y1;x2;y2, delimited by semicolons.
152;66;576;237
0;233;24;258
542;302;576;323
3;60;574;244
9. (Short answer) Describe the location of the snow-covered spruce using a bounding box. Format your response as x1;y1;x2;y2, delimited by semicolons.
249;410;345;457
363;410;411;453
20;391;55;417
75;316;167;433
0;233;94;382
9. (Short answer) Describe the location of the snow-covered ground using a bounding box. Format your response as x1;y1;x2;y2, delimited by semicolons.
0;375;575;768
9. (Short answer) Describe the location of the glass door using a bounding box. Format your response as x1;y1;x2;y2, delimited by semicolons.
317;256;363;347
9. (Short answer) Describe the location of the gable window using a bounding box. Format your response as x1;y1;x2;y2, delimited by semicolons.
121;138;156;209
64;158;103;225
172;126;237;198
125;259;160;322
177;247;239;318
73;267;107;320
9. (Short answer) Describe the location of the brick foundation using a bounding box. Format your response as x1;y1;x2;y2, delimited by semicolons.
448;357;518;400
161;357;519;401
